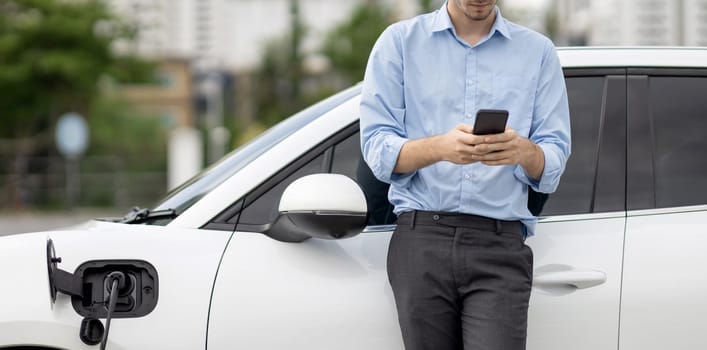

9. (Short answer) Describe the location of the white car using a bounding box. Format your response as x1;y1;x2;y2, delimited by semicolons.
2;47;707;350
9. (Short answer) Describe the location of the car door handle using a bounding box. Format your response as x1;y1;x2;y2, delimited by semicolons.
533;270;606;289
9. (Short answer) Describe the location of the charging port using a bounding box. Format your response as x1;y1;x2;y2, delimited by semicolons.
71;260;159;319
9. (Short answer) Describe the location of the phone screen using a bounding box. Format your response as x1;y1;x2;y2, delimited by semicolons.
473;109;509;135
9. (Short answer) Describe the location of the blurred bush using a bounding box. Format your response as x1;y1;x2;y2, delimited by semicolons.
88;95;166;172
322;2;392;85
0;0;153;145
0;0;164;210
247;0;393;139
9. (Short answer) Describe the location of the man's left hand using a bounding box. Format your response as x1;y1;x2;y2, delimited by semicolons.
470;128;545;180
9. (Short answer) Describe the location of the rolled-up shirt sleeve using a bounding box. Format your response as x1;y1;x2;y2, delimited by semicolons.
359;25;415;186
514;41;571;194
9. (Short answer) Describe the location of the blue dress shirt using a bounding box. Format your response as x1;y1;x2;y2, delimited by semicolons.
359;4;571;235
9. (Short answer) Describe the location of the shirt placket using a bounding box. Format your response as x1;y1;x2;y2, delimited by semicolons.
460;47;478;211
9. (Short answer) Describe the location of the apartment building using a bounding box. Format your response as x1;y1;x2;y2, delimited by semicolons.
107;0;420;71
556;0;707;46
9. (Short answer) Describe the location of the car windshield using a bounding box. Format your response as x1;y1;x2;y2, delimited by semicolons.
151;85;361;217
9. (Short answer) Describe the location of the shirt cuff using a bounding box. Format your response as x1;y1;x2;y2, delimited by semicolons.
370;135;415;187
514;143;562;193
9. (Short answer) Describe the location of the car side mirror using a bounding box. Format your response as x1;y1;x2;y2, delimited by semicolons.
264;174;368;243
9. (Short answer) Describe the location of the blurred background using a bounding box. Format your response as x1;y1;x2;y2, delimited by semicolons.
2;0;707;233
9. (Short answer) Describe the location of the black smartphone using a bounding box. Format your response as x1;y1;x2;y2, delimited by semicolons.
472;109;509;135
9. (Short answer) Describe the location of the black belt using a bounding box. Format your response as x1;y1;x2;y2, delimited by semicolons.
397;210;523;234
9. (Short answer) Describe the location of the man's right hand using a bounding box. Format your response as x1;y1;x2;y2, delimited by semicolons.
394;124;483;174
438;124;482;164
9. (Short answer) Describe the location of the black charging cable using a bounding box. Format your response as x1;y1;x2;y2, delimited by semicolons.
100;272;125;350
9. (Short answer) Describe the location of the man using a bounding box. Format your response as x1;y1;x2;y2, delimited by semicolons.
359;1;571;349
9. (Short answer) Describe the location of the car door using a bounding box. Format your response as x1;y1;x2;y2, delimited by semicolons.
526;70;627;350
620;70;707;350
206;122;403;350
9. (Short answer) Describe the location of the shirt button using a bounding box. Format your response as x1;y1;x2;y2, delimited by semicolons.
465;113;472;118
464;174;470;180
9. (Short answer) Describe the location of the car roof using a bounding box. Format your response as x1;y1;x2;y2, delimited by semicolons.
557;47;707;69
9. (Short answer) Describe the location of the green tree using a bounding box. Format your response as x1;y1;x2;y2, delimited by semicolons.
88;95;166;171
419;0;437;13
544;4;560;43
0;0;155;209
248;1;391;140
0;0;152;147
322;2;392;85
252;0;308;128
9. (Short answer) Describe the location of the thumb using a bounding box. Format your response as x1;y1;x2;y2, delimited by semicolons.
455;123;473;134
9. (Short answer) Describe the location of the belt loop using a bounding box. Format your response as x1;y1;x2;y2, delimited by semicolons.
495;220;502;234
410;210;417;229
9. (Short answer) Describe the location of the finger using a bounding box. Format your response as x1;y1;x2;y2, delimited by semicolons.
474;140;515;154
470;143;495;155
454;144;479;158
455;123;474;134
483;128;517;144
458;132;486;146
452;150;478;164
477;150;514;162
481;159;514;166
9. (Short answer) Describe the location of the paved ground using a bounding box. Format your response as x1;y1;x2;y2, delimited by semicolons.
0;209;123;236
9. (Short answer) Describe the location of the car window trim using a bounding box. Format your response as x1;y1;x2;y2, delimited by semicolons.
563;68;626;77
627;68;707;76
541;72;627;216
626;75;655;211
538;211;626;223
239;121;359;213
627;204;707;218
208;122;360;232
590;74;627;213
627;70;707;210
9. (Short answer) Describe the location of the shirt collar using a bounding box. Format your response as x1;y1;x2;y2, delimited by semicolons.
431;1;512;40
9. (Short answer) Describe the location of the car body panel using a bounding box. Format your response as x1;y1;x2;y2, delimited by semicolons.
207;231;403;349
0;223;230;349
2;47;707;350
620;206;707;349
527;213;625;350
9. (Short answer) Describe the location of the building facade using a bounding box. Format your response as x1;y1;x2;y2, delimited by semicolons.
556;0;707;46
107;0;420;71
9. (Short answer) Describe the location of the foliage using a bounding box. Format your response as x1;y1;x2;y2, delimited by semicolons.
419;0;437;13
252;0;308;128
245;1;393;143
544;4;559;43
0;0;153;143
322;2;391;85
87;95;167;171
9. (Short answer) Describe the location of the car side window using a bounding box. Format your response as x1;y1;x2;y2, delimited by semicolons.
649;76;707;208
238;153;326;227
330;130;395;225
541;76;606;215
235;124;395;231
